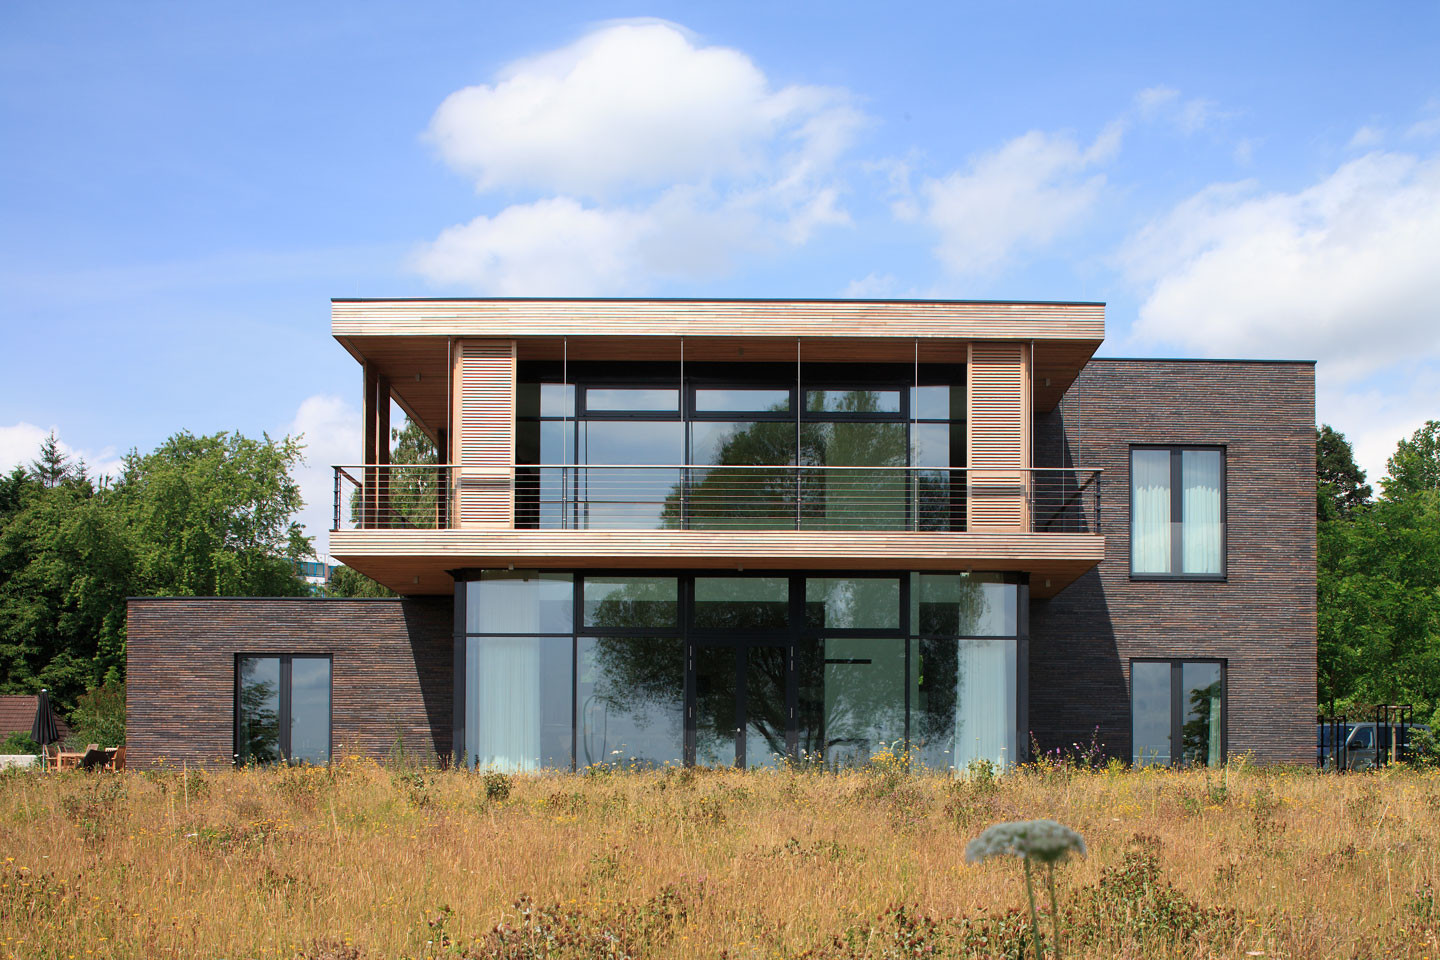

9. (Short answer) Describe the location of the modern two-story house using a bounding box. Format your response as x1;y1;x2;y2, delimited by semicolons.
126;299;1316;770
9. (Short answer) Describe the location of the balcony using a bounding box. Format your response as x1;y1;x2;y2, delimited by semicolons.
333;464;1101;534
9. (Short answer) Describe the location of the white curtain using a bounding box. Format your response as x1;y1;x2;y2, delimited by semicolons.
1182;450;1222;574
466;575;542;771
1131;450;1172;573
953;638;1016;770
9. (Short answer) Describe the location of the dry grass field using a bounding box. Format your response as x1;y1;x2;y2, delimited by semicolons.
1;758;1437;959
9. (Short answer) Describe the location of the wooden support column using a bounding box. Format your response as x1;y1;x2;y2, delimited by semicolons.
377;374;392;525
362;363;380;529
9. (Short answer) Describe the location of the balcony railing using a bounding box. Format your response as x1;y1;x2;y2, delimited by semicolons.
334;464;1101;534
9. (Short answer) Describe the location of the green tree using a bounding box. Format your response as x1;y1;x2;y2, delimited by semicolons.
1383;420;1440;500
111;431;312;597
325;564;396;598
1317;425;1371;520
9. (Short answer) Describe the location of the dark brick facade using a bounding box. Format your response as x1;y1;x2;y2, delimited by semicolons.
126;598;452;768
1030;359;1317;765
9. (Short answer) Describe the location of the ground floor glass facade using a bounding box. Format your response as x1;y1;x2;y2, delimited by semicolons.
456;570;1022;772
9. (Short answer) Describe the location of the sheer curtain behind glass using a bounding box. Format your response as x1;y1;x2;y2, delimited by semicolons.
952;638;1015;769
466;576;547;771
1181;451;1222;575
1131;450;1172;573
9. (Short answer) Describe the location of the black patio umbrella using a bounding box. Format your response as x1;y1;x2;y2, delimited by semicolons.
30;689;60;747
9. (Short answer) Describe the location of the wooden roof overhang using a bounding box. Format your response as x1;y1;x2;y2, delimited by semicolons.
332;299;1106;438
330;529;1105;600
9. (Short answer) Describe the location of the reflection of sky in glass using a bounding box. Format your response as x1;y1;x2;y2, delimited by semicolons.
580;421;684;464
695;388;790;413
289;657;330;764
910;386;949;420
467;574;574;634
583;577;678;628
910;423;950;467
1132;662;1172;766
915;575;1017;636
586;388;678;412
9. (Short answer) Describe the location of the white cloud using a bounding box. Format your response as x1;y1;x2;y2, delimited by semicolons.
842;273;898;298
0;422;124;481
284;394;360;559
1348;125;1384;149
1406;100;1440;140
414;22;862;295
1121;150;1440;383
426;20;861;198
1319;371;1438;488
1135;86;1220;135
918;124;1121;275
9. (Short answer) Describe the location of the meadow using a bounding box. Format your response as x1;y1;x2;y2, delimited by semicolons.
1;758;1436;959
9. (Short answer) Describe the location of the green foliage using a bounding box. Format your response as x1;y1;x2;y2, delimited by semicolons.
0;429;312;714
1316;425;1371;519
1319;420;1440;717
1383;420;1440;499
1;730;39;754
324;565;396;598
67;681;126;747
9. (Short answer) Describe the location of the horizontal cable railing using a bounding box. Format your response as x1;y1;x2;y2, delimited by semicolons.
333;465;1101;534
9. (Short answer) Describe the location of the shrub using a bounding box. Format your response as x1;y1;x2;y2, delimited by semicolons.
1;730;39;754
67;681;125;748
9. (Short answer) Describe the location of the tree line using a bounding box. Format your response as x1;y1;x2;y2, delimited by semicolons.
1317;421;1440;728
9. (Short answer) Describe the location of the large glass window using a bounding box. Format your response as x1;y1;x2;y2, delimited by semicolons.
466;635;572;770
797;637;906;767
910;637;1015;771
1131;447;1225;577
912;573;1017;636
583;576;679;630
1131;659;1225;767
804;578;901;630
577;636;685;768
235;655;331;765
466;572;573;634
692;577;789;631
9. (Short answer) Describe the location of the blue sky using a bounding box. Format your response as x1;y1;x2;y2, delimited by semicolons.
3;3;1438;553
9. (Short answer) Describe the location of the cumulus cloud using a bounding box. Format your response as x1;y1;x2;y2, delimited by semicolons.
284;394;360;558
1120;150;1440;383
413;21;863;294
918;124;1122;275
0;422;124;481
1321;372;1439;487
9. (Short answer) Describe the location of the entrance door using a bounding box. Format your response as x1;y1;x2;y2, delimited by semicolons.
688;642;793;768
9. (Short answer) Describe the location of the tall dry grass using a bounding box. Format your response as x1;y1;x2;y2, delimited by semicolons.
1;758;1437;959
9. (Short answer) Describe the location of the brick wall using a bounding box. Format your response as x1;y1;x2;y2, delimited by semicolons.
1030;359;1317;765
126;598;452;768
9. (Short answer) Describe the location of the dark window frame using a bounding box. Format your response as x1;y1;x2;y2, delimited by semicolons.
1128;657;1227;767
1128;444;1228;582
233;653;333;766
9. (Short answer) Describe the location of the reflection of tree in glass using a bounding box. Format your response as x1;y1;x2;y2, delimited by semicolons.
586;579;677;631
582;635;683;768
660;392;911;530
1182;681;1222;765
912;580;988;762
237;671;280;764
745;645;789;764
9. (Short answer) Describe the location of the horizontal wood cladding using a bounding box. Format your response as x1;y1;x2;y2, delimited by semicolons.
332;299;1105;341
968;343;1030;529
453;340;515;527
1029;359;1316;766
126;598;453;769
330;528;1104;598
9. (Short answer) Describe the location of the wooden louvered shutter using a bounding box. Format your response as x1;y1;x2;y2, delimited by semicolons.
967;342;1031;530
451;340;516;528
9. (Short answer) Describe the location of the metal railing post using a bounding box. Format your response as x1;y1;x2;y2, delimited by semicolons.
333;468;341;531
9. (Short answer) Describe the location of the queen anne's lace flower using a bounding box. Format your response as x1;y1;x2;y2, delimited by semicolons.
964;818;1087;865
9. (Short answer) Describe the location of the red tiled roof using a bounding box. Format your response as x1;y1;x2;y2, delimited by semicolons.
0;695;73;741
